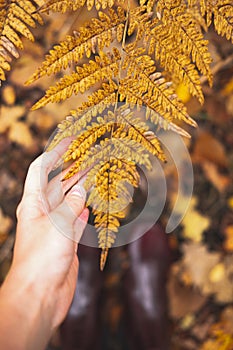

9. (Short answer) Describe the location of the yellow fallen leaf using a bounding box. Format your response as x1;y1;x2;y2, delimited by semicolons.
167;262;207;318
0;105;25;133
228;197;233;210
2;85;16;105
224;226;233;252
182;198;210;242
222;77;233;96
176;82;191;103
192;131;228;168
180;313;195;330
0;207;12;233
209;263;225;283
182;243;233;303
27;110;56;131
0;207;12;244
202;161;230;193
201;339;218;350
8;121;34;148
182;243;220;288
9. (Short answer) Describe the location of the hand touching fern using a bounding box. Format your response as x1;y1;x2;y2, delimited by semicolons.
1;0;233;268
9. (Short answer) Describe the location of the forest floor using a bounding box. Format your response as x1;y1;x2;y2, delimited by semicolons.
0;7;233;350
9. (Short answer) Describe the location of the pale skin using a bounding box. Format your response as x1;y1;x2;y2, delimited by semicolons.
0;139;89;350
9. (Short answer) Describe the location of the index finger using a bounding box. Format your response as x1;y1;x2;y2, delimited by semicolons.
23;137;74;196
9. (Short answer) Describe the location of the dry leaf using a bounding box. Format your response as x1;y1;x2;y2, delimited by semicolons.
167;263;207;319
220;307;233;335
0;207;12;234
180;313;196;330
201;339;219;350
182;243;220;288
27;110;56;131
0;207;13;244
202;161;231;193
228;197;233;210
0;105;25;133
2;85;16;105
222;77;233;96
205;96;232;125
182;197;210;242
209;263;225;283
192;131;228;168
8;122;34;148
226;94;233;117
201;318;233;350
10;53;55;90
223;226;233;252
181;243;233;303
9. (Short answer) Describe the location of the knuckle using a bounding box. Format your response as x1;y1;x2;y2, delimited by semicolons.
28;157;43;173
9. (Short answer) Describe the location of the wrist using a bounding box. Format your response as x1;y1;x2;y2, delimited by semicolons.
0;268;54;350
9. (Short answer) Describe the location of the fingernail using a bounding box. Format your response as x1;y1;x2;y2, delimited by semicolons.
70;184;86;200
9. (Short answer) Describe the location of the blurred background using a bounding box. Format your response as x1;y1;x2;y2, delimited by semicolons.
0;3;233;350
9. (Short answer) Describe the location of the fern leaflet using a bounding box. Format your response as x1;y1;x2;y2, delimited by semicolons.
0;0;43;84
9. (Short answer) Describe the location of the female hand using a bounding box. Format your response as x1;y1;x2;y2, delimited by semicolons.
0;139;89;350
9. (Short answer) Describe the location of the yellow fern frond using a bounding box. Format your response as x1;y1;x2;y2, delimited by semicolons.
188;1;233;42
0;0;43;84
186;4;208;31
94;210;122;270
148;27;204;103
188;0;198;6
213;1;233;43
119;52;196;127
200;0;214;26
86;156;139;269
31;48;121;109
140;0;157;12
85;164;136;210
25;7;126;84
156;0;213;88
126;6;153;49
145;109;191;138
62;107;160;179
109;137;152;169
38;0;115;13
38;0;85;13
62;113;116;164
64;138;113;180
192;0;233;40
95;158;139;193
63;133;153;181
47;80;117;150
116;108;166;161
86;158;138;210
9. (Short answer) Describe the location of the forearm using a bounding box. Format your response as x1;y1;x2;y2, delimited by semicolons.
0;269;54;350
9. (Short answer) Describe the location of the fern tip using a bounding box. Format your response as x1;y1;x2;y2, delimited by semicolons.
186;116;198;128
100;248;109;271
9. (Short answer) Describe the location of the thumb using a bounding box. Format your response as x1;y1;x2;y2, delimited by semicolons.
49;184;86;238
64;184;86;219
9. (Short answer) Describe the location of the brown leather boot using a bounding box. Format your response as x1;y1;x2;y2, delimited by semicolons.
61;224;170;350
60;244;104;350
123;223;171;350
